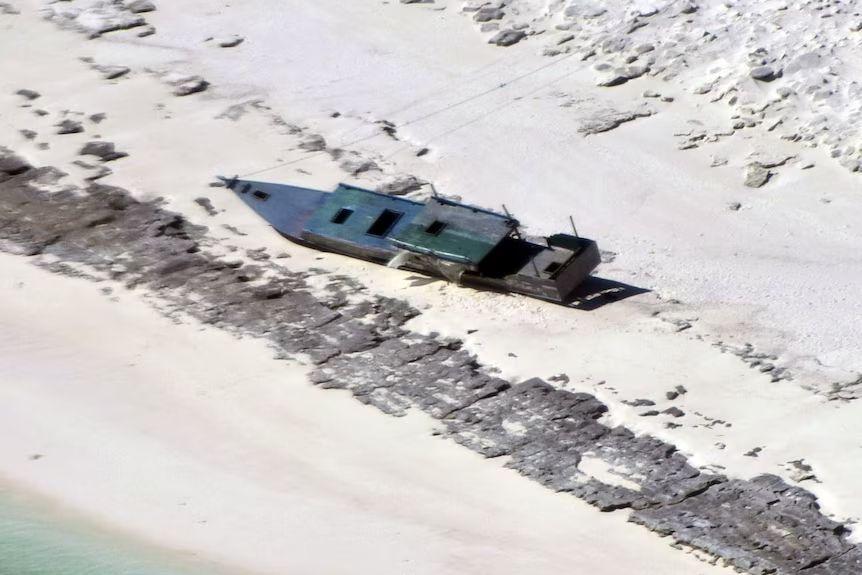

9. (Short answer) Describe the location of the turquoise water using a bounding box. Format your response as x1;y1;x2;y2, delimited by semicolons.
0;488;228;575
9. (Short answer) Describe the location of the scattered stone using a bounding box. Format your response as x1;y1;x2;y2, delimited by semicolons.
89;113;107;124
339;156;379;175
377;175;424;196
194;197;218;216
137;25;156;37
663;407;685;418
298;134;327;152
169;75;209;97
744;162;771;187
728;201;742;211
784;460;817;483
79;141;128;162
0;147;31;175
744;447;763;457
710;156;728;167
750;65;778;82
15;89;40;101
72;160;112;181
98;65;131;80
474;7;504;22
623;398;656;407
665;390;679;400
56;119;84;135
20;129;37;140
489;30;526;47
215;35;244;48
597;65;649;87
579;108;654;135
127;0;156;14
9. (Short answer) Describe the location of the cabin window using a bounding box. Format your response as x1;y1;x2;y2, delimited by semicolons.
544;261;562;275
252;190;270;201
366;209;403;237
240;183;251;194
331;208;354;224
425;220;447;236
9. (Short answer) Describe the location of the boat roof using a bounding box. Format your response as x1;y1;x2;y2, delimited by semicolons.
302;183;424;254
228;177;522;268
391;196;519;267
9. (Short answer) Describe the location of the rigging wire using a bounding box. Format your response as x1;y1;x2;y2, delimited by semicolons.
238;49;582;180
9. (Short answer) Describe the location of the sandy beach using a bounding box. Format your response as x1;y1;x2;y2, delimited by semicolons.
1;0;861;573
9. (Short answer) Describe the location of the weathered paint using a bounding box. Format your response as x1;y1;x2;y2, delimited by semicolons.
302;184;423;254
227;178;600;303
230;179;327;238
391;197;517;269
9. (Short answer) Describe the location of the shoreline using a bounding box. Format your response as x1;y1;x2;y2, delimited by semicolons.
0;251;735;575
0;481;241;575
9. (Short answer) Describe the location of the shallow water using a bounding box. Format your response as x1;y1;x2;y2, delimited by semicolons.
0;486;228;575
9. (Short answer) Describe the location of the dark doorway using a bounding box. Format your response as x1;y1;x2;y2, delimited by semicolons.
367;209;403;237
425;220;447;236
331;208;354;224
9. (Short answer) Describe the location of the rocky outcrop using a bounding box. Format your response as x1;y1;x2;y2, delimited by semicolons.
437;0;862;174
1;163;859;574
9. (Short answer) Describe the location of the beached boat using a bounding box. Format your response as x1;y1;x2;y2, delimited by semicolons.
223;177;600;303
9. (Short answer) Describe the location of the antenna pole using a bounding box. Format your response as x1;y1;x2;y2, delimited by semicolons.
569;215;579;238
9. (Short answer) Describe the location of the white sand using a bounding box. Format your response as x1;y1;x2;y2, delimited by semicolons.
0;254;732;574
1;0;861;569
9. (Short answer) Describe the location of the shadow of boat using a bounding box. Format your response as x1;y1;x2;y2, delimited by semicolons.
562;276;650;311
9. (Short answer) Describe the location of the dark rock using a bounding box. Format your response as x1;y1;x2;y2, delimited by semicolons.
194;197;218;216
339;156;379;175
376;175;424;196
171;76;209;97
79;141;128;162
98;65;131;80
0;147;31;175
489;30;527;47
579;108;654;135
215;35;244;48
127;0;156;13
750;65;778;82
298;134;326;152
474;7;504;22
56;119;84;135
1;159;858;575
663;406;685;417
623;398;656;407
744;162;771;187
15;89;40;100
